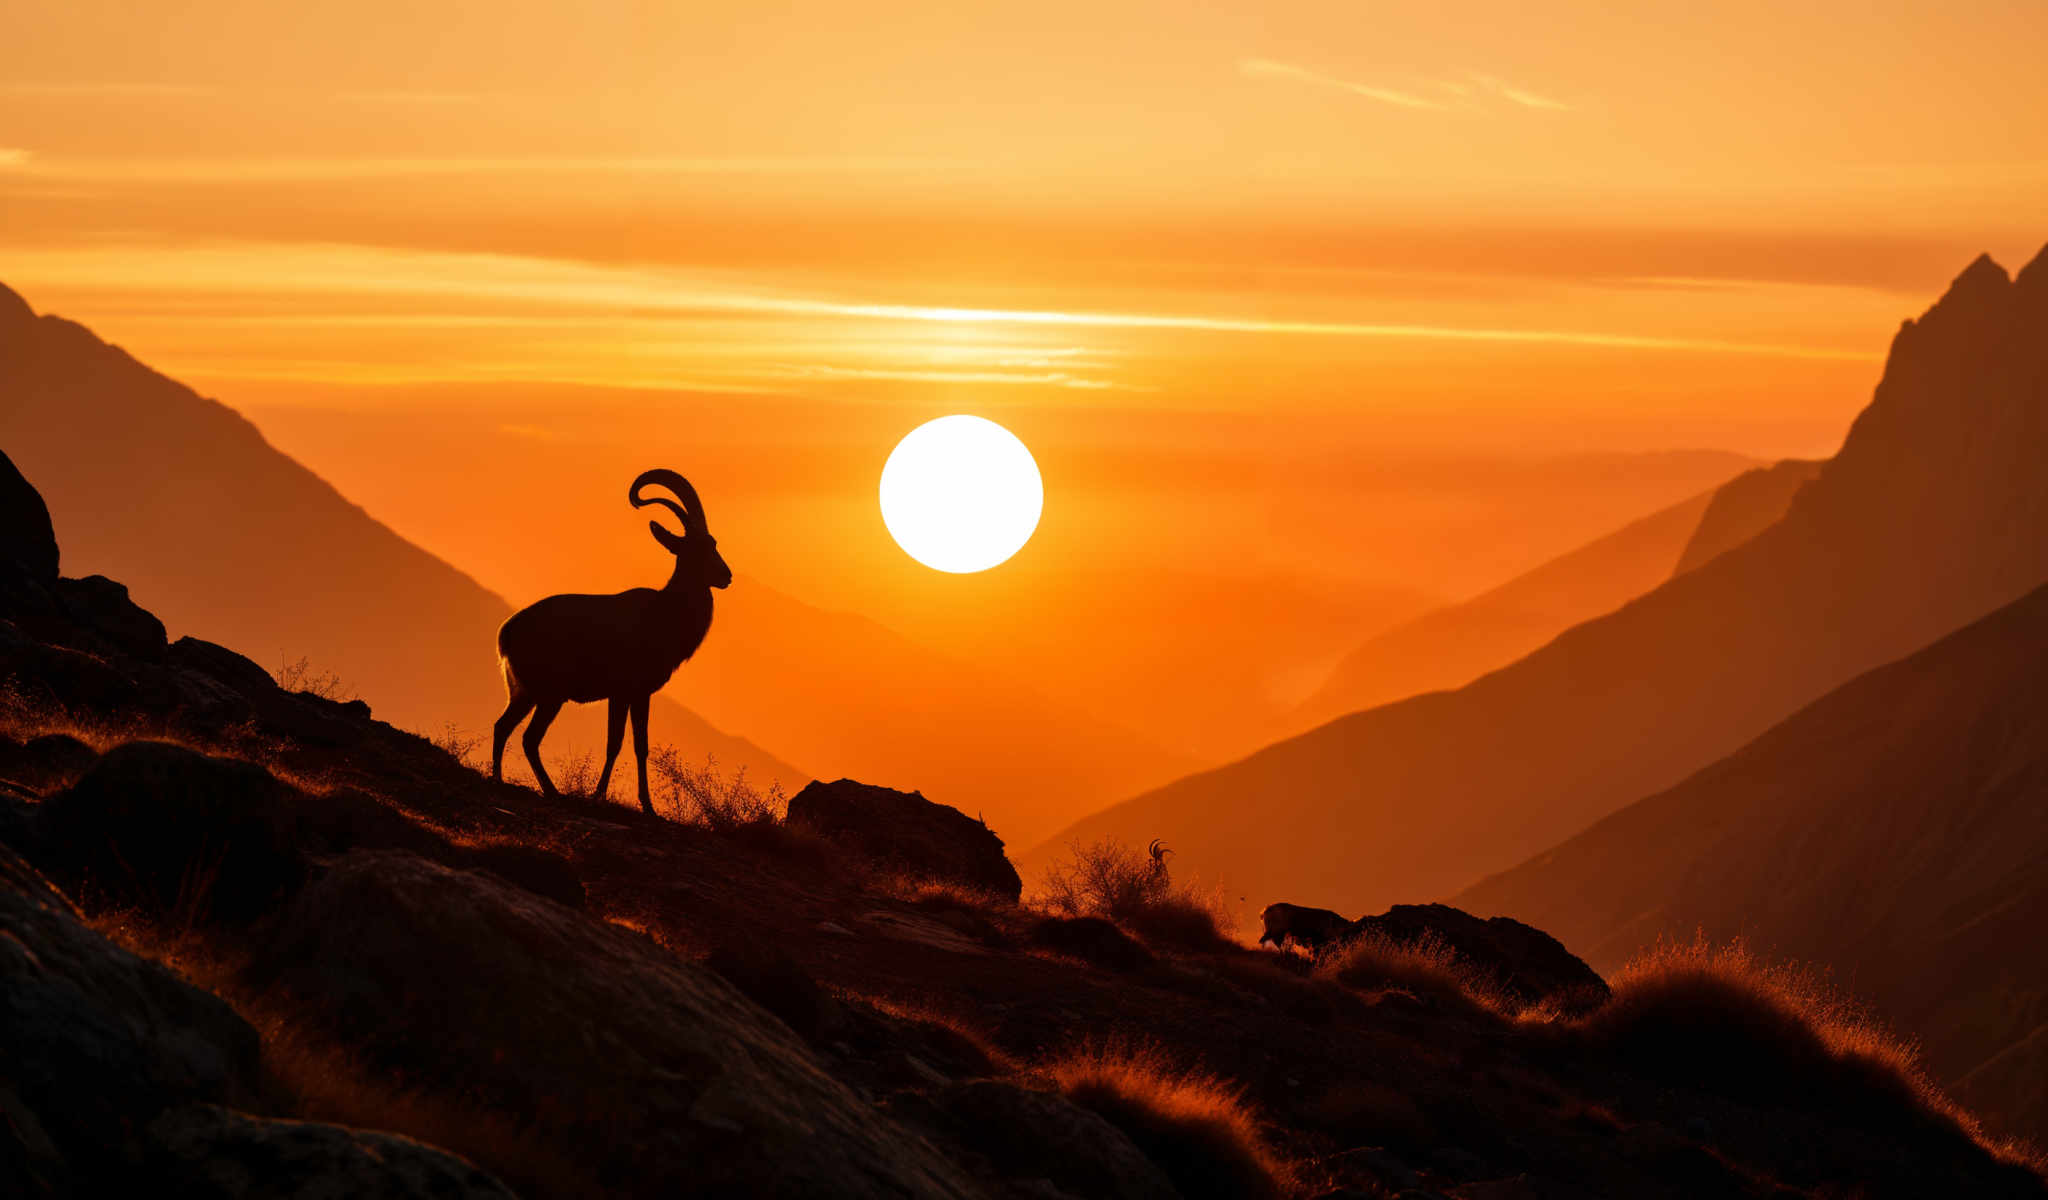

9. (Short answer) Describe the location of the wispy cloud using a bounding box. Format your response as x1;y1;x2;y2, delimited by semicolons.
333;90;492;106
0;148;30;169
8;155;980;182
1243;59;1570;114
0;241;1874;364
1468;73;1569;111
0;82;215;97
1239;59;1445;110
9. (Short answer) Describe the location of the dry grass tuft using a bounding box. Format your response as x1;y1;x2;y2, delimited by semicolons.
1573;937;2043;1170
1316;928;1511;1015
1034;838;1237;954
1043;1043;1291;1200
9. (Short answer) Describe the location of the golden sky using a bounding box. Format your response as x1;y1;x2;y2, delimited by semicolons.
4;0;2044;609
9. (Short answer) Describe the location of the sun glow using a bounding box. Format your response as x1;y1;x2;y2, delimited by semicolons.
879;415;1044;573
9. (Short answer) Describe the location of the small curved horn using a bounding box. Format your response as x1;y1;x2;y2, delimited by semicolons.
629;468;707;537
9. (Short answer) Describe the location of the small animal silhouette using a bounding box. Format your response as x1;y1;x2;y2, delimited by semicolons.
1258;902;1354;957
491;469;731;812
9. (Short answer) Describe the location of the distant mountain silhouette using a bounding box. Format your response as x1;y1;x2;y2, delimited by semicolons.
1671;457;1824;574
1283;456;1800;735
1024;244;2048;918
1457;579;2048;1146
0;282;804;790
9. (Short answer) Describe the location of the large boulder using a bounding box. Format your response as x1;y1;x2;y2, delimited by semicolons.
787;778;1022;901
52;574;167;659
1349;903;1608;1011
249;852;981;1199
0;844;265;1193
145;1103;517;1200
0;449;57;583
38;741;311;925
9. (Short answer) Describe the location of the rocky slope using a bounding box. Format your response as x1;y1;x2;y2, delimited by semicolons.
2;450;2042;1197
1028;245;2048;917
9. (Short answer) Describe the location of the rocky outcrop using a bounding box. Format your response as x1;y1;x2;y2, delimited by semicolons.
1349;904;1608;1010
788;777;1022;900
250;851;980;1198
0;448;57;583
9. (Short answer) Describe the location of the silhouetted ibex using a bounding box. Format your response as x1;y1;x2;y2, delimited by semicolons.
491;469;731;812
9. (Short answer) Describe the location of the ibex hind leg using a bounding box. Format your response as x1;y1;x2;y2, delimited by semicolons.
591;698;627;802
491;692;537;782
523;699;566;798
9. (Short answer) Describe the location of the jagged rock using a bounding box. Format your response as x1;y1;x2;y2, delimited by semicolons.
788;777;1022;901
0;844;265;1192
251;852;980;1198
145;1103;518;1199
39;741;310;925
921;1080;1181;1200
52;574;167;659
167;635;280;699
0;449;57;583
1349;904;1607;1010
1025;916;1154;973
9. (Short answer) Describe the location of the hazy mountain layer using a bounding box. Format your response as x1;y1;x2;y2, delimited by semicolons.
1026;245;2048;921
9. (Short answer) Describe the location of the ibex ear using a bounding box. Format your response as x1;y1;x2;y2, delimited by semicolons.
649;521;689;553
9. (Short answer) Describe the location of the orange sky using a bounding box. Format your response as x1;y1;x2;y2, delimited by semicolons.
4;1;2044;772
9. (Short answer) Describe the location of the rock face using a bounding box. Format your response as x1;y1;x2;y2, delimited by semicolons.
145;1104;518;1200
0;843;510;1196
251;851;980;1199
1350;903;1608;1010
0;448;57;582
1671;458;1824;575
788;777;1023;900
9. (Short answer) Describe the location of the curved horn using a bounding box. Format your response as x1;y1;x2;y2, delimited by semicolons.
629;468;707;537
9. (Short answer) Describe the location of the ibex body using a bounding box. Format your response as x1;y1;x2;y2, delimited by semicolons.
491;469;731;812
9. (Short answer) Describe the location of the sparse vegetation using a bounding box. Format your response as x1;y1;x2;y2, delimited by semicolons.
1034;836;1236;952
1317;927;1512;1015
430;722;483;771
1569;937;2044;1169
1044;1044;1290;1200
273;655;356;703
647;748;785;828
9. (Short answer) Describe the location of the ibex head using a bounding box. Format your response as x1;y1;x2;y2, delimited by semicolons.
1148;839;1172;873
630;468;731;590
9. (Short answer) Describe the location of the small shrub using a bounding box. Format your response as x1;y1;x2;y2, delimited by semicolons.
1045;1044;1290;1200
274;655;355;703
551;747;597;798
431;723;483;771
1316;929;1510;1015
646;749;785;829
1034;838;1235;953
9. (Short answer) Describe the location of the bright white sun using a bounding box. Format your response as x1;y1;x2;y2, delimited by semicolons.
880;415;1043;573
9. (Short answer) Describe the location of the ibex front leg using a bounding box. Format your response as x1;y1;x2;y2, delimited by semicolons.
591;698;627;801
629;694;654;815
